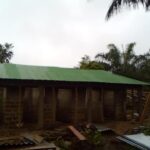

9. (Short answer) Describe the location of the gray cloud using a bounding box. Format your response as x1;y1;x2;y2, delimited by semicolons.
0;0;149;67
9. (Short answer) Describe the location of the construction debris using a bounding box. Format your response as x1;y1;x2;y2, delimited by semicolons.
0;136;35;149
117;134;150;150
22;134;44;144
68;125;86;140
1;123;149;150
22;143;56;150
0;134;57;150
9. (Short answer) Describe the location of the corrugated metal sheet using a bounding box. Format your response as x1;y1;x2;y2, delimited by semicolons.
0;63;148;85
0;137;35;148
117;133;150;150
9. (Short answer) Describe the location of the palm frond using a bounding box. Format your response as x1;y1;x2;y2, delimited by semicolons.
106;0;150;20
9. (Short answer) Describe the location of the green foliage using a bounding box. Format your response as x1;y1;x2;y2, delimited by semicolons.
55;137;70;150
79;55;104;70
0;43;13;63
78;43;150;82
106;0;150;20
128;146;138;150
86;130;104;148
143;127;150;135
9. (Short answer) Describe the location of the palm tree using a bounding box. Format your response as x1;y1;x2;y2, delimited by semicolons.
133;50;150;81
78;43;150;81
95;44;121;72
0;43;14;63
121;42;136;73
95;43;137;75
106;0;150;20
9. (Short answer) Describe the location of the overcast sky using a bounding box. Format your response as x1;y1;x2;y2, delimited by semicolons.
0;0;150;67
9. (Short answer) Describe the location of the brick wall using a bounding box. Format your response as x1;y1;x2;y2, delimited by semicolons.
3;87;22;128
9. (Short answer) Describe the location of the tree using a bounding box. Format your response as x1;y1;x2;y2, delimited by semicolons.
78;43;150;81
95;44;121;72
121;43;136;73
95;43;137;73
106;0;150;20
78;55;104;70
0;43;13;63
96;42;150;81
133;50;150;81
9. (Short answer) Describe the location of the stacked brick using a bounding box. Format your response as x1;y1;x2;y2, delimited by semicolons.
3;87;22;128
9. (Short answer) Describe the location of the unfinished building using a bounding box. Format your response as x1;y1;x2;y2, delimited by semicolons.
0;64;148;128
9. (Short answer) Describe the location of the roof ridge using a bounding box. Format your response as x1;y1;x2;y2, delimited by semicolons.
1;63;108;72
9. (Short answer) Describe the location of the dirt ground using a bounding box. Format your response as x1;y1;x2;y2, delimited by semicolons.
101;121;141;134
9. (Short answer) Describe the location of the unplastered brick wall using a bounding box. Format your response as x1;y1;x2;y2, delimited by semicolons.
0;88;4;125
3;87;21;128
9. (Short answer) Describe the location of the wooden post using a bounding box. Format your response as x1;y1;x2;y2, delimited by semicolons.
38;87;45;129
16;86;23;128
3;88;7;103
52;87;57;123
3;88;7;126
86;88;92;123
85;88;88;121
137;87;143;115
114;88;117;120
74;87;78;123
132;88;135;119
122;88;127;120
100;88;104;122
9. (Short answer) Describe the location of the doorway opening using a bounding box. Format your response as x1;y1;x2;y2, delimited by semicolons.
56;88;74;123
23;88;38;127
103;90;115;120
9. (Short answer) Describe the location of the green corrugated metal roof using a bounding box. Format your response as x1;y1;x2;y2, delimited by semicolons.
0;63;148;85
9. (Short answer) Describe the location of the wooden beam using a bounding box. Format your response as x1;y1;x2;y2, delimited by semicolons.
68;125;86;140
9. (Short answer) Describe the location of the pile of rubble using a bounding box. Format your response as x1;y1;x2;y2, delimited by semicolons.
0;124;150;150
